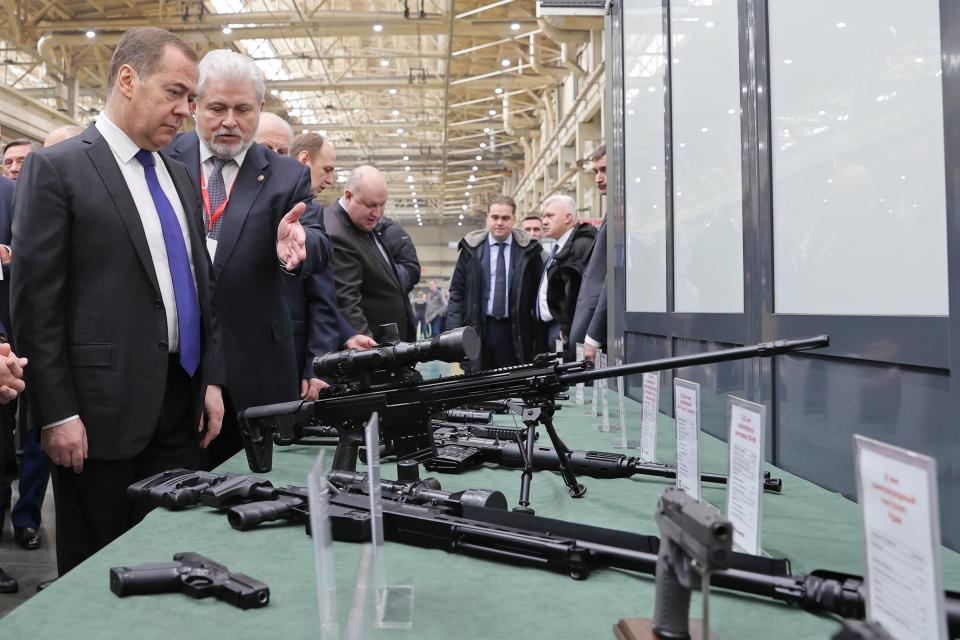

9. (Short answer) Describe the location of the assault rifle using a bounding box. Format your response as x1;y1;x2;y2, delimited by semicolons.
240;335;828;513
427;422;784;492
129;468;960;635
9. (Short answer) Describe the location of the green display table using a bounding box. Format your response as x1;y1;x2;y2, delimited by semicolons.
2;391;958;639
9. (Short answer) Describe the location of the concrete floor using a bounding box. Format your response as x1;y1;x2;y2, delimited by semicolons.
0;481;57;618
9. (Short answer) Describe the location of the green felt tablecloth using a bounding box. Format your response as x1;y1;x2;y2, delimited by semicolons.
2;388;958;639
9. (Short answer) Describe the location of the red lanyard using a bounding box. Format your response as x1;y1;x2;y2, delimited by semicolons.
199;161;235;232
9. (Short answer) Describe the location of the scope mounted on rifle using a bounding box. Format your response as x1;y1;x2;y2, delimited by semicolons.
313;324;480;388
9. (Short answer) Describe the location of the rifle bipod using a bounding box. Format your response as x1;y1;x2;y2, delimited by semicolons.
509;398;586;514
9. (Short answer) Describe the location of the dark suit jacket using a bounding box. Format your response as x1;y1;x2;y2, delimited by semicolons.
544;222;598;340
10;125;224;460
374;217;421;294
568;219;607;359
324;202;414;341
285;206;356;379
165;133;330;411
446;228;544;368
0;176;14;335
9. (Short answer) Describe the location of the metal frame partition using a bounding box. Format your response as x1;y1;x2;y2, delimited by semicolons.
607;0;960;549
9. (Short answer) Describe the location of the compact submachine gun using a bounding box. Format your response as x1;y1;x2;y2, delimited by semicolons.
240;334;829;513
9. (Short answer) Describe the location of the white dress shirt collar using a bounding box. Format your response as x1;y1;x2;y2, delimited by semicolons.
488;232;513;248
95;111;143;164
554;226;574;253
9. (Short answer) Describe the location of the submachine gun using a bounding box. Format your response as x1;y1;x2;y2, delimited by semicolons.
239;332;829;513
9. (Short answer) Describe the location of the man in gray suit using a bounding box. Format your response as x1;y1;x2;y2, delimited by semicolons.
568;144;607;363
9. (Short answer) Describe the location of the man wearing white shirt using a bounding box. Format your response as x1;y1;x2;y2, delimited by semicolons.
536;194;598;351
10;28;225;575
447;195;544;371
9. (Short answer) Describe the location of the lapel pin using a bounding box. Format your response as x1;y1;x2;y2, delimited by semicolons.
257;175;265;181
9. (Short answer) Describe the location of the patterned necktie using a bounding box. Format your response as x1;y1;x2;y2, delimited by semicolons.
492;242;507;318
135;149;202;377
206;157;229;241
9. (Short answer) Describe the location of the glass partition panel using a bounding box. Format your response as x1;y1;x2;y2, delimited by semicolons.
624;0;668;312
769;1;947;315
670;0;745;313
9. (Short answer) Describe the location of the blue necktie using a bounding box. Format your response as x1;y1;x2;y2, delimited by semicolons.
135;150;202;377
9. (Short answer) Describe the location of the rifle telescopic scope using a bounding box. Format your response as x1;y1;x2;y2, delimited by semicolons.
314;325;481;379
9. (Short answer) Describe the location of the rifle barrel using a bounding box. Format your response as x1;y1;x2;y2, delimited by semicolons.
559;335;829;385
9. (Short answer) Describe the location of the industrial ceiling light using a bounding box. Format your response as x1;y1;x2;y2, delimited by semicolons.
501;59;511;67
392;109;400;116
494;87;503;95
480;142;487;148
388;88;398;95
373;23;384;32
510;22;521;31
380;59;389;67
402;155;409;161
488;109;497;116
86;30;96;38
404;165;411;171
472;165;479;171
400;143;408;148
397;128;405;134
476;155;483;160
221;27;231;35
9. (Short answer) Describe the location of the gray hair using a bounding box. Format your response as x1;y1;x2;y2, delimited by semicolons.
198;49;265;103
542;194;577;219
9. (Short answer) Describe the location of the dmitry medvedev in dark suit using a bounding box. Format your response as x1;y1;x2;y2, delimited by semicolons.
323;166;415;342
10;28;226;575
165;49;330;467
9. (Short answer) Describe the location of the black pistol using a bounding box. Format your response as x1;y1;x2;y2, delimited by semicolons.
109;552;270;609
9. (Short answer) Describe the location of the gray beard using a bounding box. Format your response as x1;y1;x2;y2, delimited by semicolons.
205;136;253;160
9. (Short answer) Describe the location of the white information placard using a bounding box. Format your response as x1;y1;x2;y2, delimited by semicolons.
673;378;701;501
855;435;946;640
725;396;766;555
555;339;564;354
639;372;660;462
575;343;585;405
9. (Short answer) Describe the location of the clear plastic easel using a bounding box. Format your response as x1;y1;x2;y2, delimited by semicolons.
345;411;414;634
307;449;340;640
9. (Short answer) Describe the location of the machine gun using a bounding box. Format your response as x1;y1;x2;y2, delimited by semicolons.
428;423;784;492
130;468;960;634
240;335;829;513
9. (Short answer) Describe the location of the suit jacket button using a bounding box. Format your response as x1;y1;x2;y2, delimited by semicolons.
159;341;169;352
155;300;163;309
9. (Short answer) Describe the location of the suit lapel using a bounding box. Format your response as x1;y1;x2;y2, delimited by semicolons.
214;143;269;274
84;130;161;296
